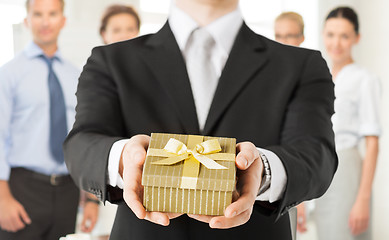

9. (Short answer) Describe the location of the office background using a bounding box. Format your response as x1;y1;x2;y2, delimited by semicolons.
0;0;387;239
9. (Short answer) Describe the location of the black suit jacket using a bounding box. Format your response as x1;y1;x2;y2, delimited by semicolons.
64;22;337;239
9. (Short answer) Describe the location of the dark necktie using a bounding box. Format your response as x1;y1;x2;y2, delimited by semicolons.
41;55;68;164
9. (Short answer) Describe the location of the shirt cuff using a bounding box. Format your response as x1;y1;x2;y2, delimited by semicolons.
255;148;287;203
107;139;129;189
0;159;10;181
359;124;381;137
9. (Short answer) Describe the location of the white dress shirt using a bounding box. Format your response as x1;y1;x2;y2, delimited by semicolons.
332;63;381;150
107;4;287;203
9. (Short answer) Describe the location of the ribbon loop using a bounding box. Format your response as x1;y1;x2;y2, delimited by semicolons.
164;138;188;154
151;138;229;169
196;139;221;154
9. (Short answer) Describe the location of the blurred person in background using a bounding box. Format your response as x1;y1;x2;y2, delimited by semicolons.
0;0;99;239
99;4;141;45
274;11;305;47
312;6;381;240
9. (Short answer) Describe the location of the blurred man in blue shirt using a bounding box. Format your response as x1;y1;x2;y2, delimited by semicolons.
0;0;83;239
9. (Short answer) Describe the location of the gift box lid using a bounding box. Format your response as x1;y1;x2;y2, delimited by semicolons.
142;133;236;192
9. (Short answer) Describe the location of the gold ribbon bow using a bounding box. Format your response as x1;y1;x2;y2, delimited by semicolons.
147;136;235;189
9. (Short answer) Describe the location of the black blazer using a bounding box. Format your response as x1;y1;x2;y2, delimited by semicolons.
64;22;337;240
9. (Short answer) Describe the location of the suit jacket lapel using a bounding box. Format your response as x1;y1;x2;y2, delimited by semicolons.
141;22;200;134
203;23;269;135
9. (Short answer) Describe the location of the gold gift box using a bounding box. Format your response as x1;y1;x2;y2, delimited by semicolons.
142;133;236;216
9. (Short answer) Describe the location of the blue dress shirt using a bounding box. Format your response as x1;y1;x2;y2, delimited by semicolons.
0;42;80;180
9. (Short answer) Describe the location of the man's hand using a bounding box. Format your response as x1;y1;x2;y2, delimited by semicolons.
0;181;31;232
188;141;263;228
80;193;99;233
120;134;182;226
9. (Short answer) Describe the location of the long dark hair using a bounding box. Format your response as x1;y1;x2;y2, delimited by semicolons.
326;7;359;34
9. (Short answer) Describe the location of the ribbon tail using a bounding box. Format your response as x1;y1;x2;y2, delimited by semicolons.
192;153;227;169
151;153;189;165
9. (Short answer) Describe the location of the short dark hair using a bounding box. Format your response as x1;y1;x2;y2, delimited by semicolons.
326;6;359;34
26;0;65;12
100;4;141;36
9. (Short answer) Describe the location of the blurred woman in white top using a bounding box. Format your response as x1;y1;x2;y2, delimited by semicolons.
313;6;381;240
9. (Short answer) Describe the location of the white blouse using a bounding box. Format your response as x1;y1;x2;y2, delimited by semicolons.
332;63;381;150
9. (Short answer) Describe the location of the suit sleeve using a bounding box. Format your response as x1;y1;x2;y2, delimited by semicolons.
64;46;125;202
266;50;338;219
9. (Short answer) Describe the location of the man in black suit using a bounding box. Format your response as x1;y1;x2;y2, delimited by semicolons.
64;0;338;239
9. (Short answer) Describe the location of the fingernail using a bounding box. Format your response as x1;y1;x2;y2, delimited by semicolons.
212;221;221;228
241;157;247;167
134;210;143;219
230;211;237;217
157;218;166;226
